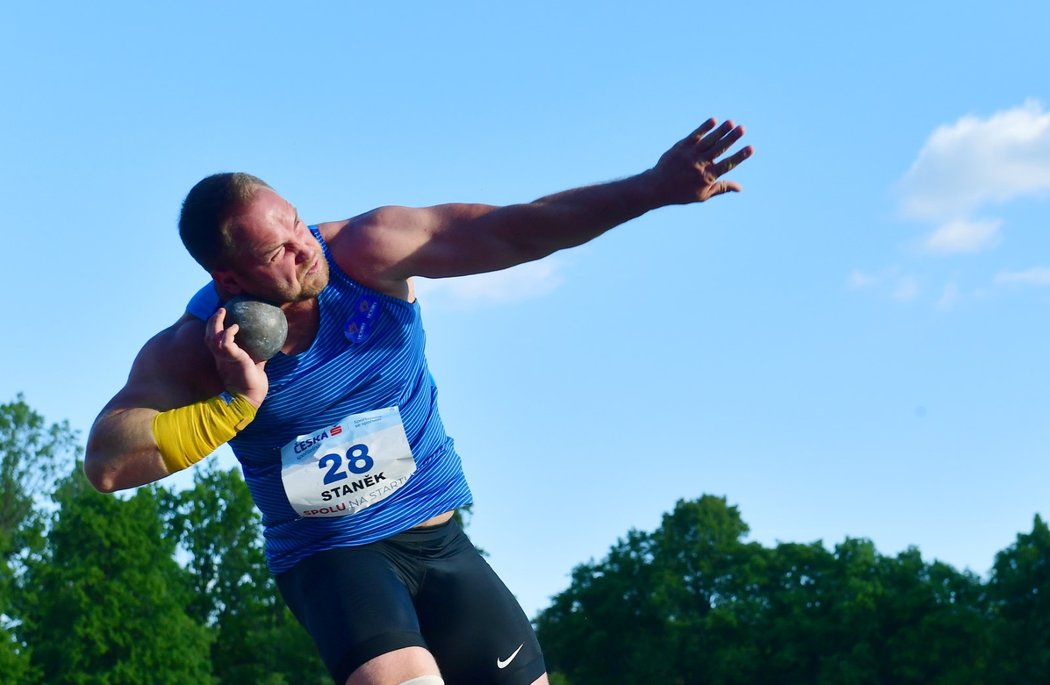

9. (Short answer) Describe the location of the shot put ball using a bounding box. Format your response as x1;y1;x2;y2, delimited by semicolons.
223;296;288;362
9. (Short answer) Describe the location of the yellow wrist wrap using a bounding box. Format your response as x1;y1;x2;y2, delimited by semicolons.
151;393;258;473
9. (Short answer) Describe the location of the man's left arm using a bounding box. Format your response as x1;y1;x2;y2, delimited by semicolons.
329;118;753;287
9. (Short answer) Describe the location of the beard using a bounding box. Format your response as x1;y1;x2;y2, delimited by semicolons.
294;255;330;301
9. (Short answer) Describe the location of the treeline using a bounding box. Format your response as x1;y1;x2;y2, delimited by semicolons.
0;396;327;684
3;395;1049;684
536;496;1050;685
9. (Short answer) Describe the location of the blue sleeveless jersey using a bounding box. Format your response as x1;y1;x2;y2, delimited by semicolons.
186;227;473;575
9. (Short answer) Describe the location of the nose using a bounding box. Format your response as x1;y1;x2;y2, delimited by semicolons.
293;235;315;263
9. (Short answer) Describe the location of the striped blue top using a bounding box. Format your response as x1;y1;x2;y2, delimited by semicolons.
185;227;473;575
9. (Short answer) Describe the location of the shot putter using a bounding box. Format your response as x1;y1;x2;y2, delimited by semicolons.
223;296;288;362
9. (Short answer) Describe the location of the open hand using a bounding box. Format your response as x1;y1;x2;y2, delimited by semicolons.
650;118;754;205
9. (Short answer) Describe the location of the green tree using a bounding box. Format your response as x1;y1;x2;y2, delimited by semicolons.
874;549;988;685
648;495;766;685
816;537;883;685
537;495;992;685
0;394;80;685
765;540;987;685
986;514;1050;682
160;462;326;685
537;495;762;685
537;527;672;685
754;540;840;684
19;465;214;685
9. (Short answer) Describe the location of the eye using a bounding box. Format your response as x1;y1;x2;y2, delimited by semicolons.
269;246;284;262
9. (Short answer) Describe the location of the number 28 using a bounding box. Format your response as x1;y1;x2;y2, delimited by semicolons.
318;444;374;484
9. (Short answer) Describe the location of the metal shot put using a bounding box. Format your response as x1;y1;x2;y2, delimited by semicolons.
222;296;288;362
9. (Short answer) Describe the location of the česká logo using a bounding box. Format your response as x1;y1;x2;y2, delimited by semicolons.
294;424;343;454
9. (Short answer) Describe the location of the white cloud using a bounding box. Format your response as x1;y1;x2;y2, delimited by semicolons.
923;218;1003;253
414;256;565;306
994;267;1050;286
898;100;1050;253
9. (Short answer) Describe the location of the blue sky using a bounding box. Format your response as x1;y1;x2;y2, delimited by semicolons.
3;1;1049;619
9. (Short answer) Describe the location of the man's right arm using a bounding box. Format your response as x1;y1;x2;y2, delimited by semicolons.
85;310;266;493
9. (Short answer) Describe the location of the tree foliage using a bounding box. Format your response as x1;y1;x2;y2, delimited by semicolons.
19;466;214;684
0;394;80;684
0;394;78;560
985;514;1050;683
536;496;997;685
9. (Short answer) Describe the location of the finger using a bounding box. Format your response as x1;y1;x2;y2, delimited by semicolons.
711;180;741;196
707;125;746;161
206;308;228;349
696;120;735;152
710;145;754;177
686;117;718;142
218;323;241;352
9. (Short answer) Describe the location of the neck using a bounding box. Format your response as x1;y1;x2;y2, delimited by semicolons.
281;298;320;355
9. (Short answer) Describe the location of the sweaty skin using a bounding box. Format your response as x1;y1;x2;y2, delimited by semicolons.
84;118;753;685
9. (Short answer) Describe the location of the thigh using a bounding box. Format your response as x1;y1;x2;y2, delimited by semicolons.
414;527;546;685
276;544;429;685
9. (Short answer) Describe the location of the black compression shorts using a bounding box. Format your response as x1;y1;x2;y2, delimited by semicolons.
275;518;546;685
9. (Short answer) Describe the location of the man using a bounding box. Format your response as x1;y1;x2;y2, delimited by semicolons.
85;118;753;685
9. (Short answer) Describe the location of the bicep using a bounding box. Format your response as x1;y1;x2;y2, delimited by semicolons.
85;323;220;490
330;204;545;283
104;320;219;414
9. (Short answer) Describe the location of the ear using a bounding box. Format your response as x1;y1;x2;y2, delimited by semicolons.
211;268;245;296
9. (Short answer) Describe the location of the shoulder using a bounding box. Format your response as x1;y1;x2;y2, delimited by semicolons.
317;206;426;256
315;207;427;299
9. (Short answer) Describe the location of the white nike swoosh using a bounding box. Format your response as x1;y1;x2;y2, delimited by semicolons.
497;643;525;669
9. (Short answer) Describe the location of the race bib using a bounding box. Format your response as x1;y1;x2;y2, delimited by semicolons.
280;406;416;518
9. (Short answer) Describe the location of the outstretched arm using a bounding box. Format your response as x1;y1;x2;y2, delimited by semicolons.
329;118;753;288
